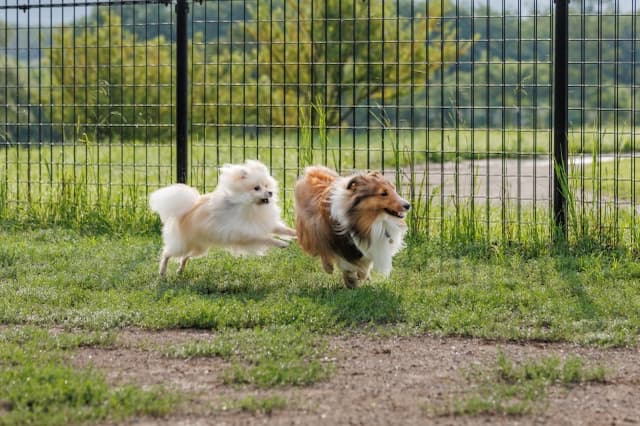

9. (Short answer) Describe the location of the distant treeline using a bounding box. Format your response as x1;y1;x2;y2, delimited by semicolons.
0;0;637;144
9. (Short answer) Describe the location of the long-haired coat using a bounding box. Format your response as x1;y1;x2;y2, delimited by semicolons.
149;160;296;276
294;166;410;287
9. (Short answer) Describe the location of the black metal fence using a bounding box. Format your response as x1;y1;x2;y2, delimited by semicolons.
1;0;639;246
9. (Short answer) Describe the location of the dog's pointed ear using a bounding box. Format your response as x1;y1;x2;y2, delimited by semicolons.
245;159;268;175
347;175;364;191
220;164;249;180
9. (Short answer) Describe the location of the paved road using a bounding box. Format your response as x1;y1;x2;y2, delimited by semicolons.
387;153;636;207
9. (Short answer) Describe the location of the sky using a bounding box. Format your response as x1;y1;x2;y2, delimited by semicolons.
0;0;556;26
3;0;91;26
1;0;636;26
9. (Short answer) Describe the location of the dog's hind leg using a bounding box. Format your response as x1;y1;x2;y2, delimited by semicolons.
159;252;170;277
337;258;360;288
177;256;190;274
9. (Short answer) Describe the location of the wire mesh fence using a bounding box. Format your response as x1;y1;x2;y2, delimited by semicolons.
1;0;639;247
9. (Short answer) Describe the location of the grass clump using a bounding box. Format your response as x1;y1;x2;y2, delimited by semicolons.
166;326;333;387
222;395;288;415
0;326;179;426
7;327;116;351
431;352;606;417
495;352;606;385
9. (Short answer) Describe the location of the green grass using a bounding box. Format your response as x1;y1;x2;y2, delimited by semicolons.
222;395;288;415
431;352;606;417
0;213;638;422
0;326;179;426
166;326;332;387
573;157;640;201
3;128;640;246
3;127;635;213
1;128;639;422
1;228;640;346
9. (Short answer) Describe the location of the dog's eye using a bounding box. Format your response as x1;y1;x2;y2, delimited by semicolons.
380;191;388;197
254;186;260;191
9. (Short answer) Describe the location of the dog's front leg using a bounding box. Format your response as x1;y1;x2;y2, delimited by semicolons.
342;270;359;288
256;236;290;249
273;223;297;238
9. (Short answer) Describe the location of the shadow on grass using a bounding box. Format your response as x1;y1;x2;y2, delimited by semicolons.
555;257;600;320
154;268;271;301
302;284;406;326
146;245;405;329
153;268;405;329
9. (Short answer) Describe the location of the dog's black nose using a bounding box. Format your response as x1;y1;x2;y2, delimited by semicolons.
268;191;273;197
403;202;411;211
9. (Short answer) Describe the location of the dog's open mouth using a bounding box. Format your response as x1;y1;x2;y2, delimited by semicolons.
260;198;270;204
385;208;406;219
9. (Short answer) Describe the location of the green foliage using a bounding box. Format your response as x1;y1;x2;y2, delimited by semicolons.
189;35;255;135
243;0;471;127
35;1;473;139
5;1;640;142
43;11;174;141
0;54;41;143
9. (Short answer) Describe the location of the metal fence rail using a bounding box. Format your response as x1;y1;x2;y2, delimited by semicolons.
1;0;639;247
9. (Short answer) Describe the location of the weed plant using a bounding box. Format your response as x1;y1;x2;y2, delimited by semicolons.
431;352;606;416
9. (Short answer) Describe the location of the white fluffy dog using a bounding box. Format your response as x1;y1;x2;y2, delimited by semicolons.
149;160;296;276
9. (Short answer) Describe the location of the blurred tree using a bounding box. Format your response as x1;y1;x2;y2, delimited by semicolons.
189;32;255;135
0;20;42;144
44;11;175;141
0;54;40;143
242;0;472;127
43;10;251;142
116;1;247;42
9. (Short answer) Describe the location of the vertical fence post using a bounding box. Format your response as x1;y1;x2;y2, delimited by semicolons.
175;0;189;184
553;0;569;241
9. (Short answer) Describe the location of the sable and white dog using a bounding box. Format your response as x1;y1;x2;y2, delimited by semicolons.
294;166;410;288
149;160;296;276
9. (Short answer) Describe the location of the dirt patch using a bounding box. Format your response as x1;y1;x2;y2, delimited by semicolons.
71;330;640;426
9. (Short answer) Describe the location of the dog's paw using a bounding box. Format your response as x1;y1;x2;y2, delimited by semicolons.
274;224;297;239
356;270;371;281
283;226;297;237
277;233;297;242
322;259;334;274
342;271;360;289
274;238;290;248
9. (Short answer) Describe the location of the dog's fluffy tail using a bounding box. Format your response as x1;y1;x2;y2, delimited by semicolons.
149;184;200;223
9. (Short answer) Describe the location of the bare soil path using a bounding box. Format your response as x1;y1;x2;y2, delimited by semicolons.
72;330;640;426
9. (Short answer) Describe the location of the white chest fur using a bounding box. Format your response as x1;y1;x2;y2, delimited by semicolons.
353;216;407;276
